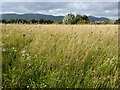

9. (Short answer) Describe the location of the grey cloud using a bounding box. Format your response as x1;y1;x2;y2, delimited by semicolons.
2;2;118;19
65;2;118;19
2;2;69;12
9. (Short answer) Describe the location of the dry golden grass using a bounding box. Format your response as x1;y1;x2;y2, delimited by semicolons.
1;24;118;88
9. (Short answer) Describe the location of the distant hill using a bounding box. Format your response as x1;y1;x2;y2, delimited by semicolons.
0;13;110;21
1;13;64;20
88;16;109;21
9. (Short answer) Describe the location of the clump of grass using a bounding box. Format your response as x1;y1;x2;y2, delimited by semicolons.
1;24;118;88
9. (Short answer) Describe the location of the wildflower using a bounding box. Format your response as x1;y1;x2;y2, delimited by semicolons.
56;77;60;80
44;84;47;87
6;35;9;37
36;42;39;44
2;48;6;52
27;86;29;88
22;54;25;57
26;53;29;56
65;63;68;66
21;50;26;54
14;49;17;52
12;47;15;50
28;34;31;37
26;56;31;60
107;58;110;60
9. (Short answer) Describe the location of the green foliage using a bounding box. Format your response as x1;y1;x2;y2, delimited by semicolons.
81;15;89;21
1;19;54;24
53;20;63;24
115;18;120;24
63;14;90;24
63;13;75;24
77;20;89;24
103;21;112;24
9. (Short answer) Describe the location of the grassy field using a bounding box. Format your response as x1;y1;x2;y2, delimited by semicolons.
1;24;119;88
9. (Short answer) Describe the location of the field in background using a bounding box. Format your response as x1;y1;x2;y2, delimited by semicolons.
1;24;118;88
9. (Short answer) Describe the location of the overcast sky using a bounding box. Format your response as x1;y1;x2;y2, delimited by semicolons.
1;2;118;20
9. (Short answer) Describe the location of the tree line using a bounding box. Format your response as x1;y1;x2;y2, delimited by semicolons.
0;13;119;24
0;19;54;24
63;13;119;24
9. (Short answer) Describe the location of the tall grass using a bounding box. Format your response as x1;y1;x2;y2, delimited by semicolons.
1;24;118;88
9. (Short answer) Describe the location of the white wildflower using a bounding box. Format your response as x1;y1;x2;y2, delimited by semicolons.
12;47;15;50
14;49;17;52
27;86;29;88
2;48;6;52
108;58;110;60
26;56;31;60
36;42;39;44
7;35;9;37
21;50;26;54
22;54;25;57
26;53;29;56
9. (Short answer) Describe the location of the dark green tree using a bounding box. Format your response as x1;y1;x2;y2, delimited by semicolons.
115;18;120;24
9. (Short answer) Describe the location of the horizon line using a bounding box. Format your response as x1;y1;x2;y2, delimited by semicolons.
1;13;118;20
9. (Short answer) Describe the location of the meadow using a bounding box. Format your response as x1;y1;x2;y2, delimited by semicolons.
1;24;119;88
